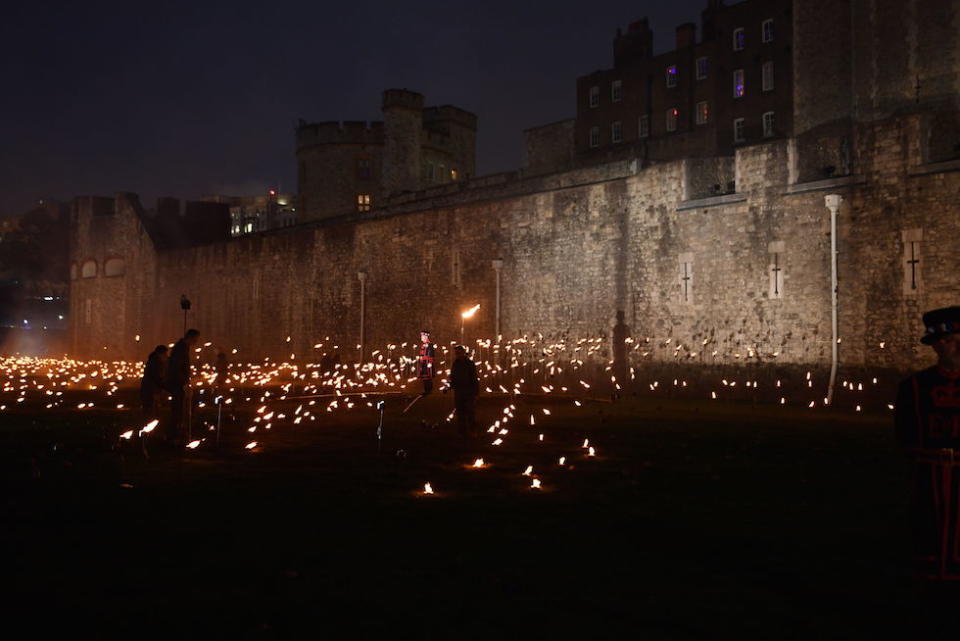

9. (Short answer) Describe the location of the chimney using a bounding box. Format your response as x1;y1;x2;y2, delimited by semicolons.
676;22;696;49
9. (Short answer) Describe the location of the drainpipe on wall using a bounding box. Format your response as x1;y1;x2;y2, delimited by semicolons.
492;259;504;338
824;194;843;406
358;270;367;362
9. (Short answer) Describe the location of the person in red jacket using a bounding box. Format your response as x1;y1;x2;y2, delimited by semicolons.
895;306;960;609
416;330;436;396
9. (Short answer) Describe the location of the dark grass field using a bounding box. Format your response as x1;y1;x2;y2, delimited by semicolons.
0;390;937;639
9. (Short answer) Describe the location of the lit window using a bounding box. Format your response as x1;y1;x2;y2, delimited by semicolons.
666;108;678;133
696;101;709;125
589;126;600;148
733;27;745;51
357;194;372;212
762;111;775;138
733;69;745;98
696;57;708;80
733;118;746;143
611;121;622;143
589;86;600;108
762;61;774;92
638;115;649;138
762;19;774;43
244;222;253;233
611;80;622;103
666;65;678;88
450;168;458;180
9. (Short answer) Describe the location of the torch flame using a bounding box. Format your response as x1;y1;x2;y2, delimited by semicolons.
461;304;481;319
186;440;200;449
522;465;533;476
423;482;434;495
141;419;159;434
245;441;258;449
473;458;485;468
531;478;542;489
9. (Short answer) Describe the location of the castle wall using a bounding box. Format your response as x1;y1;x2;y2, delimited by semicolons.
68;114;959;379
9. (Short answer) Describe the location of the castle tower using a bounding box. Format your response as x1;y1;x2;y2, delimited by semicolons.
381;89;424;197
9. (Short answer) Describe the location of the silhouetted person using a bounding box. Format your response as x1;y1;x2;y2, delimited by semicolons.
139;345;168;419
165;328;200;445
417;330;436;395
449;345;479;436
214;351;229;390
895;306;960;618
612;310;631;398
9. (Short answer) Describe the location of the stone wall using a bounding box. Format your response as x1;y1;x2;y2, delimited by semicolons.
67;113;960;382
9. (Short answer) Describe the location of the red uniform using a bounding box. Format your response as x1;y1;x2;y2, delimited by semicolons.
417;341;436;395
896;366;960;581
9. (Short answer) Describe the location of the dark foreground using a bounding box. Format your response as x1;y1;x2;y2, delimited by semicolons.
0;393;937;639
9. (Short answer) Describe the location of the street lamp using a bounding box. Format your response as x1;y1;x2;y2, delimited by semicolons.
460;304;480;345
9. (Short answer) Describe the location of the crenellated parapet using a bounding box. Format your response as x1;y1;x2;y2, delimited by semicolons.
296;120;385;150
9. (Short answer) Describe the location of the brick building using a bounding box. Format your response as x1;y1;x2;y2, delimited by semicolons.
526;0;795;177
295;89;477;222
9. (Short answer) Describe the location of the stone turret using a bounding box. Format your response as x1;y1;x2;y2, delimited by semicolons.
381;89;424;196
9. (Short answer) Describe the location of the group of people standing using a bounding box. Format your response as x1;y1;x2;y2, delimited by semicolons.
415;329;480;436
139;328;202;446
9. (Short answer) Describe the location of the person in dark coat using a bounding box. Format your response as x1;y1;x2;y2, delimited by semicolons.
165;328;200;444
895;306;960;607
139;345;168;419
448;345;479;436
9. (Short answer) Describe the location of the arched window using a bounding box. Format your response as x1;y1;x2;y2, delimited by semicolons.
81;260;97;278
104;257;125;277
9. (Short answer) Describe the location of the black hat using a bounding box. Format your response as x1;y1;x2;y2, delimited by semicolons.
420;330;431;335
921;306;960;344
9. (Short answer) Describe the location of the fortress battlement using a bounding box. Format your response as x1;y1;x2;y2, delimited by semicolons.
296;120;385;149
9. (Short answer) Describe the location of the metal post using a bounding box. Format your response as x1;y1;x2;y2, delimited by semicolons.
358;271;367;362
824;194;843;406
492;259;504;338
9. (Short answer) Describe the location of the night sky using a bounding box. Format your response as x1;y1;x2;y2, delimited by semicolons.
2;0;705;215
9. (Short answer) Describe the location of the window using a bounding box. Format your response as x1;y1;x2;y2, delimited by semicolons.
589;86;600;108
733;118;746;143
762;19;774;43
638;115;649;138
678;253;693;303
611;80;622;102
357;158;371;180
450;168;458;181
357;194;372;212
695;102;709;125
762;111;775;137
104;257;125;277
733;27;745;51
81;260;97;279
762;61;774;92
768;242;785;300
696;57;708;80
733;69;745;98
589;126;600;148
666;108;678;132
666;65;678;88
427;163;436;181
611;121;623;143
902;229;923;295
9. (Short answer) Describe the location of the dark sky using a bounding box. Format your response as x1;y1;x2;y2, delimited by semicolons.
1;0;705;214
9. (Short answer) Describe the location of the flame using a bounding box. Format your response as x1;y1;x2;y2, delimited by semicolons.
558;456;566;466
522;465;533;476
473;458;485;468
119;430;133;440
245;441;258;449
141;419;159;434
588;446;596;457
461;304;481;319
186;440;201;449
531;478;542;489
423;482;434;495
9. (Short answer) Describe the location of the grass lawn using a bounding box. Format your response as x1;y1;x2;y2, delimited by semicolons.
0;389;930;639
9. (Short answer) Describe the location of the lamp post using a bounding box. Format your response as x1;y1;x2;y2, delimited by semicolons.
180;294;191;335
492;259;503;338
461;304;480;346
358;271;367;362
824;194;843;406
